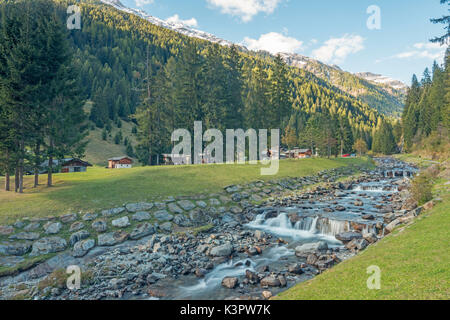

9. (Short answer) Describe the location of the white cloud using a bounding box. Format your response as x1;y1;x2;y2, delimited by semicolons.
243;32;303;54
135;0;154;7
378;42;446;63
166;14;198;28
206;0;282;22
312;34;365;64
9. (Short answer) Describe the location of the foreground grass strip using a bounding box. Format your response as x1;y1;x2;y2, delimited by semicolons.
0;158;368;224
275;190;450;300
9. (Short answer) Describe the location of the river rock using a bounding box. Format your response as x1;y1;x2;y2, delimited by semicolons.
172;214;190;227
130;223;155;240
335;232;362;243
82;212;98;221
385;219;401;234
92;219;107;233
102;207;125;217
72;239;95;257
0;225;14;235
245;270;259;283
24;223;40;231
260;276;281;287
30;237;67;256
230;206;243;214
69;221;85;232
362;214;375;220
154;210;173;222
0;241;32;256
44;222;62;234
335;206;346;211
363;232;378;243
383;212;396;223
346;238;369;252
9;232;40;241
262;291;272;299
60;213;78;224
69;230;90;246
168;203;184;214
98;231;129;246
295;241;328;255
112;216;130;228
177;200;196;211
288;263;304;274
354;200;364;206
159;222;172;232
278;275;287;287
210;243;233;257
125;202;153;213
222;277;238;289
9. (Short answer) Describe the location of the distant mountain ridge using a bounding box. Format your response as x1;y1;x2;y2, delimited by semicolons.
100;0;405;117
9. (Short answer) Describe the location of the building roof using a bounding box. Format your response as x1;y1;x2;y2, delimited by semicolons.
40;158;92;167
298;149;311;153
108;156;133;161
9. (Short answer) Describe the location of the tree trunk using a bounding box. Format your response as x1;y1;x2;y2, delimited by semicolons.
15;166;19;192
18;163;23;193
34;142;40;187
4;150;10;191
47;154;53;187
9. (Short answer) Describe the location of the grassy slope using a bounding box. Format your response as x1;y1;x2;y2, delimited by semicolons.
83;102;138;166
0;158;368;224
275;178;450;300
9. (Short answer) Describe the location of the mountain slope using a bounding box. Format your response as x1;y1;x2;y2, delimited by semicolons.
279;53;406;117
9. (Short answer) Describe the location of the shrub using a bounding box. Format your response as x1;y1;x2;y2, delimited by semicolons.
411;174;433;206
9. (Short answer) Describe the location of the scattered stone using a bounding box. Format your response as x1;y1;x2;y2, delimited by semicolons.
24;223;40;231
154;210;173;222
173;214;191;227
159;222;172;232
9;232;40;241
260;276;281;287
30;237;67;256
125;202;153;213
262;291;272;299
69;230;90;246
168;203;184;214
288;263;304;274
346;238;369;252
72;239;95;257
209;198;221;206
177;200;196;211
363;232;378;244
230;206;243;214
245;270;259;283
210;243;233;257
60;213;78;224
221;277;238;289
0;225;14;235
44;222;62;235
13;221;25;229
82;213;98;221
335;206;346;211
335;232;362;243
69;221;85;232
362;214;375;220
196;201;207;208
131;211;151;222
0;241;32;256
130;223;155;240
385;219;401;234
98;231;129;246
112;216;130;228
101;207;125;217
295;241;328;256
92;219;107;233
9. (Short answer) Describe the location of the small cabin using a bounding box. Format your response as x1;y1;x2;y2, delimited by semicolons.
287;148;312;159
40;158;92;173
108;156;133;169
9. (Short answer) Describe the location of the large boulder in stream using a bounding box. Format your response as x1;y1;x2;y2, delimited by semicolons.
295;241;328;256
210;243;233;257
335;232;362;243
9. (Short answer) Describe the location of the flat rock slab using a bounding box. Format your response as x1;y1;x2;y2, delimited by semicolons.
125;202;153;213
0;241;32;256
177;200;196;211
102;207;125;217
168;203;184;214
130;223;155;240
60;213;78;224
0;225;14;235
9;232;40;241
31;237;67;256
132;211;151;221
0;256;25;268
154;210;173;222
112;216;130;228
72;239;96;257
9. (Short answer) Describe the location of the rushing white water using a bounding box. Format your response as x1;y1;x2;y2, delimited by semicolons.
179;246;294;296
246;213;341;243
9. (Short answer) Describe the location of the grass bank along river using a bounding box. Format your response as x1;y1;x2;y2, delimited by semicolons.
0;158;422;300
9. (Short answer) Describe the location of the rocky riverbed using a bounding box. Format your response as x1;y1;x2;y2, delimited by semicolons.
0;158;420;300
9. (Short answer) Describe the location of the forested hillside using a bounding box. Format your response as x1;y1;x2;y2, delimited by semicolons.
0;0;396;184
401;49;450;156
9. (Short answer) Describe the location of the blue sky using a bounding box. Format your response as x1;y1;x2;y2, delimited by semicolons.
122;0;448;84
